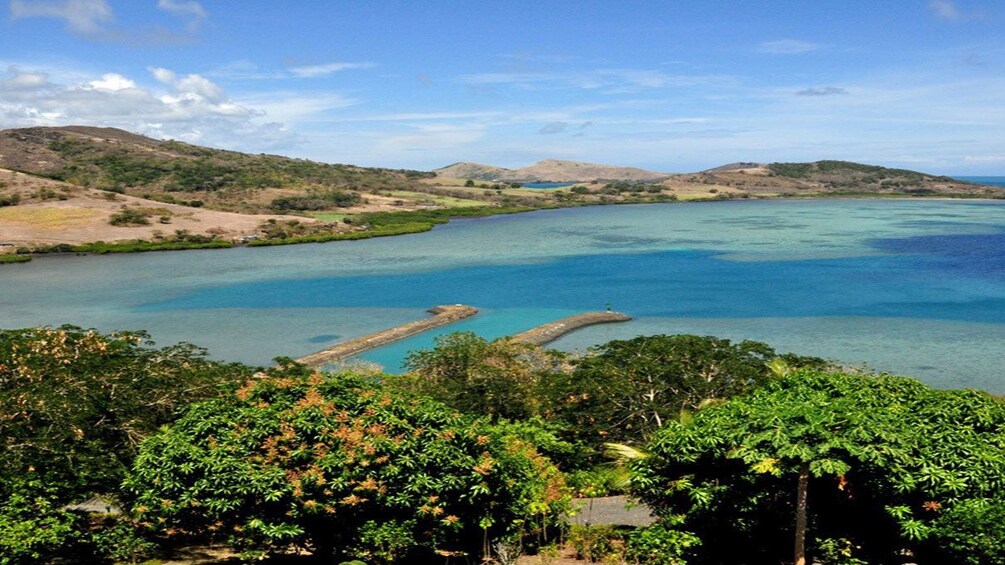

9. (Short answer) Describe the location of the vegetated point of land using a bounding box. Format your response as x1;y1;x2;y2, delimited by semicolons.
0;125;1001;252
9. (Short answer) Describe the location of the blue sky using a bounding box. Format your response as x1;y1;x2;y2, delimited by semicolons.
1;1;1004;173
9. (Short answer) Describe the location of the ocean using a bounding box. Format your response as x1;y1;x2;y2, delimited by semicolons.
3;199;1005;392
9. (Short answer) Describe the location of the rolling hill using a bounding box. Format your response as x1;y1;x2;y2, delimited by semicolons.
662;160;992;197
0;126;434;215
435;159;668;182
1;125;1001;254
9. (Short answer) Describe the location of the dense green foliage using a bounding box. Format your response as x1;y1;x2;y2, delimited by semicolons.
247;221;434;246
0;254;30;264
768;160;931;180
107;207;151;226
125;363;569;562
270;189;362;211
28;229;233;254
3;320;1002;562
248;206;536;247
395;332;566;421
0;327;252;563
925;499;1005;564
71;238;232;253
47;136;431;195
632;370;1005;564
556;334;826;445
353;205;535;228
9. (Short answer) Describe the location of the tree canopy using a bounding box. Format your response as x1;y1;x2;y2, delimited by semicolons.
125;362;569;563
555;334;826;445
632;370;1005;564
394;331;566;421
0;326;252;563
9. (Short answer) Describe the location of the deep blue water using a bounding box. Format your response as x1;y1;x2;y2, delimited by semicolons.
141;241;1005;324
955;176;1005;188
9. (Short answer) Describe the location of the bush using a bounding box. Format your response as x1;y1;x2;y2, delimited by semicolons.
108;208;150;226
926;499;1005;564
625;523;701;565
0;478;84;565
0;193;20;206
270;190;362;211
567;525;626;562
125;364;569;563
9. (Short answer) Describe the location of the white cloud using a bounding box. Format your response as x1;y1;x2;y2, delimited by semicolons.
289;62;375;78
87;73;136;91
758;39;821;54
156;0;206;31
964;155;1005;163
929;0;962;20
9;0;113;35
461;68;727;92
10;0;207;43
0;65;302;151
150;67;176;85
0;67;51;91
234;92;359;124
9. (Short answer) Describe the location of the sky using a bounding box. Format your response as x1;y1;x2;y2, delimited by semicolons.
1;1;1004;174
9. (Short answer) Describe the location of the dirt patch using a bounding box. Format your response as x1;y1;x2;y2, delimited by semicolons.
0;168;314;246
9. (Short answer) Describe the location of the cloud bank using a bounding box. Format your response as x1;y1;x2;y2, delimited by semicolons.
0;65;291;149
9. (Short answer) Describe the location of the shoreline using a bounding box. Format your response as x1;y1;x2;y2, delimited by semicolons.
3;193;1004;264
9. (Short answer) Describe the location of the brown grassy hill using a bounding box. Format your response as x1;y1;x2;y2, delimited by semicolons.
436;159;668;182
434;162;513;181
0;126;434;215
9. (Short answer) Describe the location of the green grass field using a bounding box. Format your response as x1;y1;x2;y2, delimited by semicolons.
382;190;488;208
308;212;349;222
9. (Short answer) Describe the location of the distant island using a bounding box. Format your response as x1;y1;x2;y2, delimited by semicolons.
0;125;1001;261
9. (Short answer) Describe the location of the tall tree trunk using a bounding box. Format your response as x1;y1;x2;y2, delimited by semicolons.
794;462;810;565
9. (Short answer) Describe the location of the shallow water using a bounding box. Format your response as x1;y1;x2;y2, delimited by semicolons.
3;199;1005;392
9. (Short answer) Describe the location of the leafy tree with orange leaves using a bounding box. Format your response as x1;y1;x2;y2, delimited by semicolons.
0;326;251;563
125;361;569;563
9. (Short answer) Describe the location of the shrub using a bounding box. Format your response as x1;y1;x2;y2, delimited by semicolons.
632;370;1005;564
270;190;362;211
625;523;701;565
108;208;150;226
925;499;1005;564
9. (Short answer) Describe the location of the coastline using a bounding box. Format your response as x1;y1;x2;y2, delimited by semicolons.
2;193;1003;265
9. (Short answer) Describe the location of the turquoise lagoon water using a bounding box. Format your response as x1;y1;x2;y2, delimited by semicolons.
522;182;575;189
3;199;1005;392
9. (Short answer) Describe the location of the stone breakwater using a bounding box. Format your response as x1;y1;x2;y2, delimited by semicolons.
510;311;632;345
296;305;478;367
296;307;631;368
